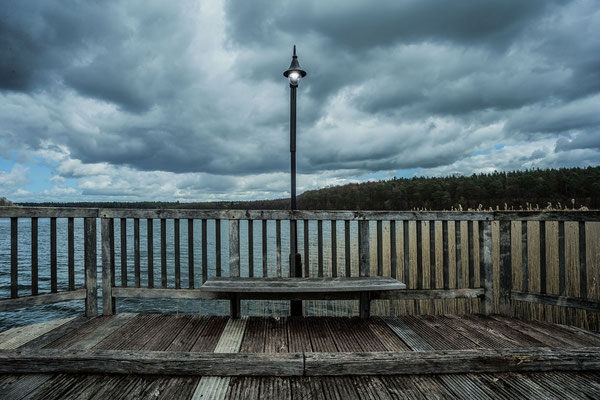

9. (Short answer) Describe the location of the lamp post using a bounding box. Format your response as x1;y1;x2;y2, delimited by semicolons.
284;45;306;316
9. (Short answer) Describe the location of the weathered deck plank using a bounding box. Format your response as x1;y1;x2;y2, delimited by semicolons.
0;318;76;350
189;316;228;352
287;316;312;353
1;315;599;399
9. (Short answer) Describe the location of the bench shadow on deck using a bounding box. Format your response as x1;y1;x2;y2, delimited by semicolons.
1;314;600;399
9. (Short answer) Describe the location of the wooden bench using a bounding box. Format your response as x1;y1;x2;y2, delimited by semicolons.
200;276;406;318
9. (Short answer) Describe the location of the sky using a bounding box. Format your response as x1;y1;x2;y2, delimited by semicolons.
1;0;599;203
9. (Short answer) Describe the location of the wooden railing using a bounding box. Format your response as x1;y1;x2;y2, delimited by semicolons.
1;207;599;328
0;207;98;317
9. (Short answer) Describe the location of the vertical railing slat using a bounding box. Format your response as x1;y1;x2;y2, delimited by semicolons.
290;220;297;278
31;217;38;296
101;217;113;315
174;218;180;289
522;221;528;292
305;220;310;277
229;219;240;277
147;219;154;288
248;220;254;278
344;220;351;277
499;220;512;315
558;221;566;296
390;220;397;279
442;221;449;290
331;220;337;277
215;219;221;278
540;221;546;294
429;221;435;288
262;220;268;277
468;221;474;288
358;220;370;277
50;217;57;293
110;219;115;290
202;219;208;283
68;217;75;291
455;221;462;288
11;217;18;298
276;220;282;277
84;217;97;317
416;221;422;289
161;219;167;288
579;221;587;298
188;219;194;289
479;221;493;315
317;220;323;277
121;218;127;287
377;220;383;277
134;218;140;288
403;221;409;287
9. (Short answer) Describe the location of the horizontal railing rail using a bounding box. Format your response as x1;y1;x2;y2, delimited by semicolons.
1;207;598;328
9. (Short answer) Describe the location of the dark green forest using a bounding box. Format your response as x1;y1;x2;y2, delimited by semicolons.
15;166;600;211
298;166;600;211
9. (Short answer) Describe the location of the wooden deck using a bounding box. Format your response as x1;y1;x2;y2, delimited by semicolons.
1;314;599;399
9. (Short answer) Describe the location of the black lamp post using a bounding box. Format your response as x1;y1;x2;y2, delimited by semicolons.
284;45;306;316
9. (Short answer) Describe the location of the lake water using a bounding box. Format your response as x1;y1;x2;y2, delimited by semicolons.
1;218;368;330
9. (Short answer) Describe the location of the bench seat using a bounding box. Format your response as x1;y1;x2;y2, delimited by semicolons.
200;276;406;318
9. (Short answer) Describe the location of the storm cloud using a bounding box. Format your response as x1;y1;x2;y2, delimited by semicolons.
0;0;599;201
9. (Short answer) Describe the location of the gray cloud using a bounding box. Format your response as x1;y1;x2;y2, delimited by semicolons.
0;0;599;201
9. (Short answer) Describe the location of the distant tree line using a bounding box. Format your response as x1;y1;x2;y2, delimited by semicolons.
13;166;600;211
297;166;600;211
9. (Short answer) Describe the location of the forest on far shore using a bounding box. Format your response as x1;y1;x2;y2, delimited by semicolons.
12;166;600;211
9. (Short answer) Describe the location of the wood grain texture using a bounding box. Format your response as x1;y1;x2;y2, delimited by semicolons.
100;218;114;315
50;217;57;293
10;217;18;298
304;347;600;376
0;289;86;312
31;217;38;296
161;218;167;288
499;220;512;315
174;218;180;289
0;348;305;376
511;290;600;312
84;217;98;317
188;219;194;288
68;217;75;291
358;220;370;277
201;277;406;293
134;218;141;288
146;218;153;289
230;219;240;277
120;218;127;287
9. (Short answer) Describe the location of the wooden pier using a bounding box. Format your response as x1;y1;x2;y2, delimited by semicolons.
1;207;599;398
1;314;600;399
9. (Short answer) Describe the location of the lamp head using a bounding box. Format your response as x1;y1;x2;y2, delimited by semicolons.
283;45;307;86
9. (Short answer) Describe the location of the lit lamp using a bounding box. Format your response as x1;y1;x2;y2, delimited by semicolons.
283;45;306;316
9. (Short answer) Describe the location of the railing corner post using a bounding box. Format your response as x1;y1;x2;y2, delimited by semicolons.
479;220;493;315
101;217;114;316
84;217;98;317
498;220;512;316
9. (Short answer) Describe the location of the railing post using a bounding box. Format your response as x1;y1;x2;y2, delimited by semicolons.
229;219;240;277
358;220;370;277
479;220;493;315
101;217;114;315
84;217;98;317
498;220;512;316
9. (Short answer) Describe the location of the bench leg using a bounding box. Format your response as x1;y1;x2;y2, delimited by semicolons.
230;294;241;319
359;292;371;318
